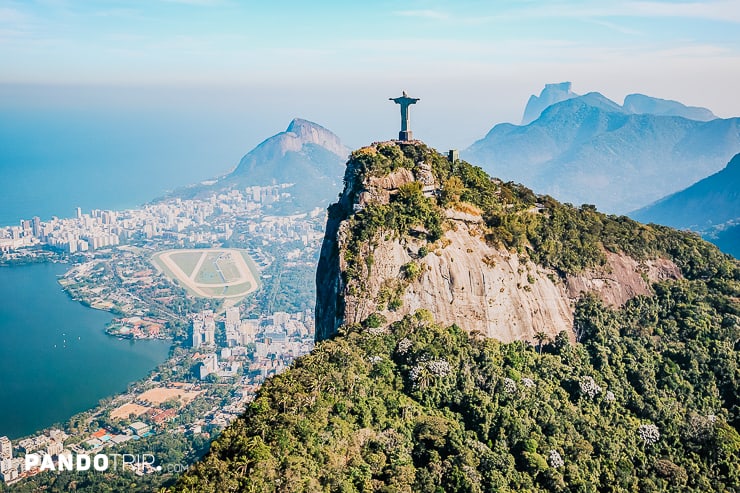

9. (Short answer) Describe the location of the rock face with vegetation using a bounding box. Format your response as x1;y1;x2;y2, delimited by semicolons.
316;142;681;343
171;142;740;493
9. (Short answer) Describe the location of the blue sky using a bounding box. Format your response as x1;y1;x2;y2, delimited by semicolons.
2;0;740;149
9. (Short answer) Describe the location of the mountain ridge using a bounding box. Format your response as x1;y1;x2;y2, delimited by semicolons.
632;153;740;258
521;82;717;125
632;153;740;229
623;93;716;121
466;90;740;214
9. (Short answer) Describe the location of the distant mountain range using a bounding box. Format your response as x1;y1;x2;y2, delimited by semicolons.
521;82;717;124
465;83;739;214
174;118;349;212
632;153;740;258
622;93;717;121
173;86;739;223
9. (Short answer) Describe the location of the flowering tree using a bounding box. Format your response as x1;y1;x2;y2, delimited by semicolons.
638;424;660;445
410;359;451;390
396;338;412;355
579;376;602;399
548;449;564;468
503;378;517;394
522;378;536;388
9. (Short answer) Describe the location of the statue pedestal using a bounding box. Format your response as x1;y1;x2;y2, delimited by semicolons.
398;130;414;141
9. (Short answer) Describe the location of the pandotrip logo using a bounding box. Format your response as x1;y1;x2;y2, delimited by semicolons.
24;453;189;474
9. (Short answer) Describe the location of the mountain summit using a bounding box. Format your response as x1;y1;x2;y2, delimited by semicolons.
171;140;739;493
174;118;348;211
231;118;348;177
226;118;349;204
315;141;682;342
521;82;578;124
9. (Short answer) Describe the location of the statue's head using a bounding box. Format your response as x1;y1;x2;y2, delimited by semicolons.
402;90;408;97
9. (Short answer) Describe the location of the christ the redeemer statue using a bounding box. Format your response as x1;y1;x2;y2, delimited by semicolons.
390;91;420;141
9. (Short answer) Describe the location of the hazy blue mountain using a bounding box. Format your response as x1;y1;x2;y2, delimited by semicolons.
631;153;740;258
623;93;716;121
175;118;349;212
710;224;740;258
632;153;740;229
229;118;348;184
521;81;578;124
465;92;740;214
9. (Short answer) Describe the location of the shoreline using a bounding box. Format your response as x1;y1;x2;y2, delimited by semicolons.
0;258;176;442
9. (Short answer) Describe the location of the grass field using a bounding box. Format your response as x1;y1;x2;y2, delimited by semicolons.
194;252;222;285
151;248;260;300
169;251;201;278
217;254;241;282
191;251;251;285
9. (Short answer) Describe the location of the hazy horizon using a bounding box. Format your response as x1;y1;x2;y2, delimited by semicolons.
2;0;739;147
2;0;740;224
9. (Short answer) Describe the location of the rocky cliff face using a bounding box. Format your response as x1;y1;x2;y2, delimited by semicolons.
522;82;578;125
316;141;681;342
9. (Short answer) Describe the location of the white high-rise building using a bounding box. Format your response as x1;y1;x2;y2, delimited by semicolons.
225;306;240;328
46;440;63;457
239;320;259;346
192;310;216;348
198;353;218;380
192;319;204;349
204;318;215;345
0;436;11;460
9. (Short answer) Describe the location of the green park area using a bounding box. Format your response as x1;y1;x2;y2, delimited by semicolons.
151;249;261;300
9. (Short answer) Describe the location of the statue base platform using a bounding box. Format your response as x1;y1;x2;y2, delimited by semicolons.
398;130;414;141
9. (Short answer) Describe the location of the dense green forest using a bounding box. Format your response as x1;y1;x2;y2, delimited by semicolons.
172;289;738;492
170;142;740;491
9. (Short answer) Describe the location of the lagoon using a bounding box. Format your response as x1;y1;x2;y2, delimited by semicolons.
0;262;171;439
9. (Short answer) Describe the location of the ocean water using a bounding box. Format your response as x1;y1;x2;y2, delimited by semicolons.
0;263;172;439
0;104;250;227
0;98;268;439
0;99;266;439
